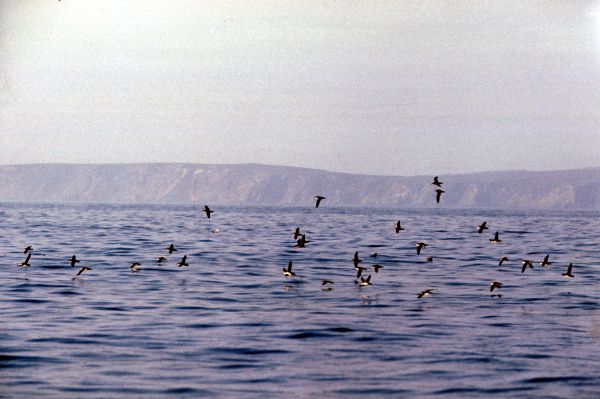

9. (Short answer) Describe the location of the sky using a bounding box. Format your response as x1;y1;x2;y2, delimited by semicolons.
1;0;600;176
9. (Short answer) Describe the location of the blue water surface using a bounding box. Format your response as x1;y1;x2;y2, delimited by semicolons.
1;203;599;398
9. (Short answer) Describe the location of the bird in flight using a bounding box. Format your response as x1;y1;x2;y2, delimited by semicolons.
395;220;405;233
371;264;383;273
69;255;80;267
435;189;445;204
23;246;33;254
203;205;214;219
540;255;552;267
477;221;488;234
314;196;325;208
431;176;443;187
19;253;32;267
355;275;372;286
292;227;301;240
416;242;428;255
130;262;142;272
283;260;295;277
321;279;334;286
498;256;509;266
418;289;434;298
521;259;534;273
166;244;177;254
156;256;167;264
562;262;574;278
489;232;502;244
489;281;502;292
177;255;189;267
76;267;92;276
352;251;362;267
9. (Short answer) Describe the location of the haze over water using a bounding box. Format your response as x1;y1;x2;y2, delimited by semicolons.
1;202;599;398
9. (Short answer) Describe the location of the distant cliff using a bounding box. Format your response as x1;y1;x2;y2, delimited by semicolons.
0;163;598;210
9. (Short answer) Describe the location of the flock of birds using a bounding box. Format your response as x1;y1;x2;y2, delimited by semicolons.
15;176;576;298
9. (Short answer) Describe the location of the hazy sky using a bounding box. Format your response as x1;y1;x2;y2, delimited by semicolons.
1;1;600;175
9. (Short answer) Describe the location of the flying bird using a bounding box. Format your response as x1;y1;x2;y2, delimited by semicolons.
19;253;32;267
418;289;434;298
489;232;502;243
562;262;574;278
23;246;33;254
130;262;142;272
540;255;552;267
166;244;177;254
75;267;92;277
321;279;334;286
69;255;80;267
355;275;372;286
283;260;295;277
294;234;308;248
426;256;433;262
156;256;167;264
314;196;326;208
416;242;428;255
202;205;214;218
176;255;189;267
477;221;489;234
352;251;362;266
395;220;405;233
354;265;367;279
431;176;443;187
292;227;301;240
371;264;383;273
435;189;445;204
521;259;534;273
490;281;503;292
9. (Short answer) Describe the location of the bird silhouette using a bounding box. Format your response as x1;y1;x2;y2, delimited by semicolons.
76;267;92;276
435;189;445;204
489;232;501;243
416;242;428;255
19;253;31;267
490;281;502;292
521;259;534;273
562;262;574;278
203;205;214;219
477;221;488;234
69;255;80;267
283;260;295;277
395;220;405;233
314;196;326;208
540;255;552;267
418;289;434;298
498;256;509;266
431;176;443;187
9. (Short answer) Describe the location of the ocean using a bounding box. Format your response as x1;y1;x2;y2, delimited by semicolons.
1;202;599;398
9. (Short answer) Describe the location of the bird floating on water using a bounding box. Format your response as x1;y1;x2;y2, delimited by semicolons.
562;262;574;278
283;260;295;277
314;195;325;208
418;289;434;298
